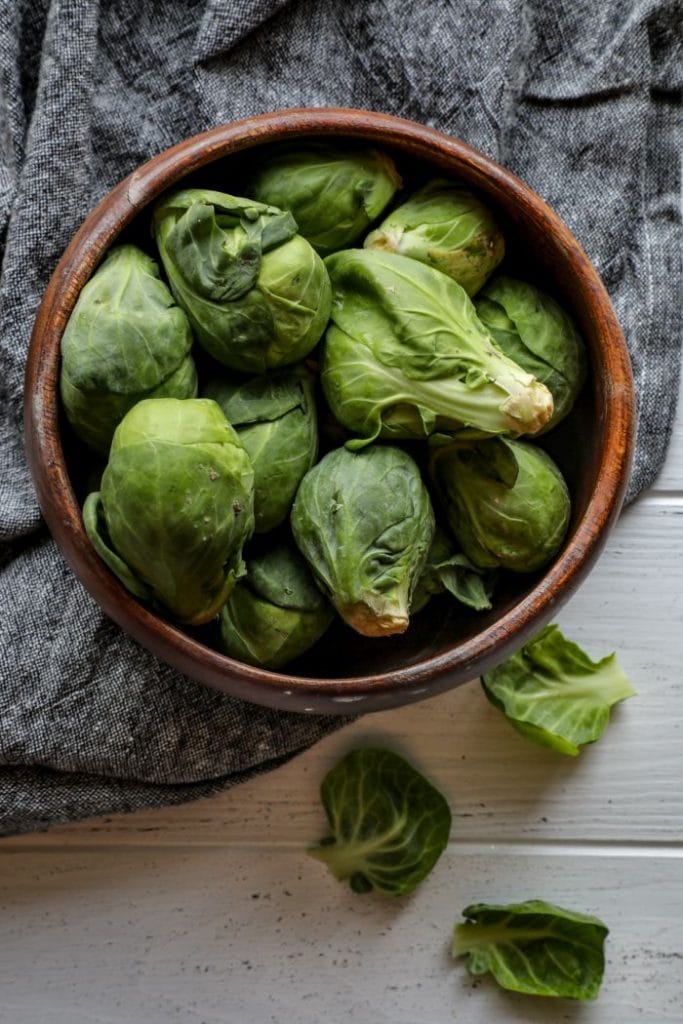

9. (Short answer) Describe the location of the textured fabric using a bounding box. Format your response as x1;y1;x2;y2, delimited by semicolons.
0;0;681;835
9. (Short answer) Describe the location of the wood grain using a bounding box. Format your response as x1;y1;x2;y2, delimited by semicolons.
1;847;681;1023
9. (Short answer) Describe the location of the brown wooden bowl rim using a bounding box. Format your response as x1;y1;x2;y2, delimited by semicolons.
24;107;635;714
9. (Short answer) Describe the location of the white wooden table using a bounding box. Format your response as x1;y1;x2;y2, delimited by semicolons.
2;382;682;1023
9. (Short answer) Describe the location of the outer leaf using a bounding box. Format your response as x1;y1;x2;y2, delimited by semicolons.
309;748;451;896
321;249;553;446
82;492;152;601
482;623;636;755
452;899;609;1000
291;445;435;637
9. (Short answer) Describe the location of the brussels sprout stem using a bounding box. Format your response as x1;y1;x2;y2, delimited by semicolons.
340;596;410;637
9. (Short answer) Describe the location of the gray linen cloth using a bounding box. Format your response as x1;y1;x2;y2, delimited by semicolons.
1;0;681;835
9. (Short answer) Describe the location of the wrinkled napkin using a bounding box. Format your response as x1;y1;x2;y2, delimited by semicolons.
0;0;681;835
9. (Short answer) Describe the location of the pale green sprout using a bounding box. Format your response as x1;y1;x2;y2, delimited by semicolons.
219;541;334;669
430;437;570;572
365;178;504;295
204;366;317;533
83;398;254;624
475;275;587;430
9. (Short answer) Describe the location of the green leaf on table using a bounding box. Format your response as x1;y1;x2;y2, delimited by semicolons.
309;748;451;897
482;624;636;755
452;899;609;1000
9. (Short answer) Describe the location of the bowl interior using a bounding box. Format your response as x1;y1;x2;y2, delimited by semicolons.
29;111;633;711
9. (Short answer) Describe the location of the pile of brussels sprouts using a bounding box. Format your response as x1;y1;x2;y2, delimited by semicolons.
61;143;586;670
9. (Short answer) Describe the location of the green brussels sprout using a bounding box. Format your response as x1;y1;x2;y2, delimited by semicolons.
248;143;401;255
475;276;587;430
309;748;452;896
60;244;197;454
410;526;494;614
365;179;504;295
291;445;434;637
153;189;331;374
322;249;553;447
453;900;609;1000
430;437;570;572
204;366;318;533
83;398;254;624
218;540;334;669
482;624;636;756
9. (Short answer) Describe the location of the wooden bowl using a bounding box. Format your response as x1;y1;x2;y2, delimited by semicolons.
24;108;635;715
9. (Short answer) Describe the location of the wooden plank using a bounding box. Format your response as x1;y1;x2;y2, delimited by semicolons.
1;845;681;1023
7;500;681;848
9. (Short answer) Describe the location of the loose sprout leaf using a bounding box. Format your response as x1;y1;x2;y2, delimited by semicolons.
482;624;637;755
411;526;494;614
438;554;494;611
452;900;609;1000
309;748;451;896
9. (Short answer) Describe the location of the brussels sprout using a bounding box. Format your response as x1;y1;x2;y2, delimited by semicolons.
291;445;434;637
482;624;636;756
153;189;331;373
218;541;334;669
453;900;609;1000
248;144;401;255
322;249;553;446
365;179;504;295
83;398;254;624
309;748;452;896
204;366;318;533
410;526;494;614
430;437;570;572
475;276;587;430
60;244;197;454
